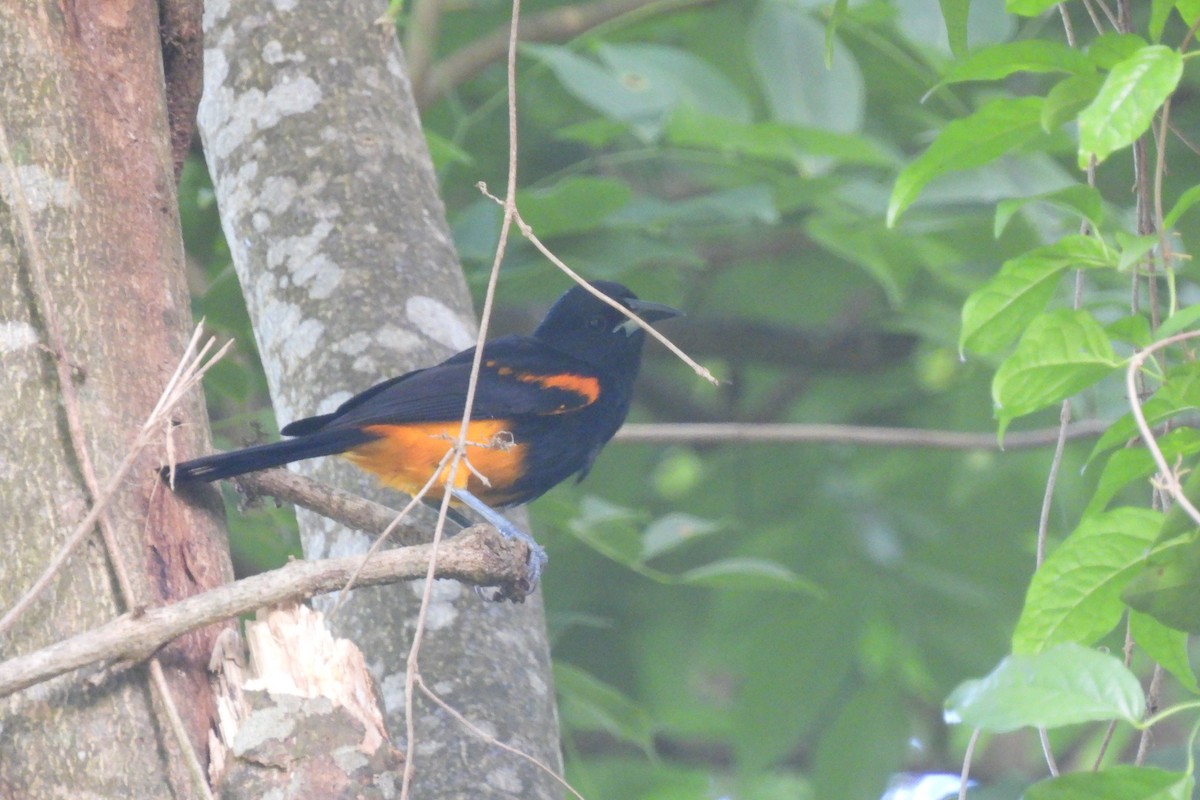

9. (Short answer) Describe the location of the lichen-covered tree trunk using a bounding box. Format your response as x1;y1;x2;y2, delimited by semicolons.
197;1;563;796
0;2;233;797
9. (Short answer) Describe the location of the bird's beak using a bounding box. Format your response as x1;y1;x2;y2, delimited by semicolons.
626;299;682;324
617;299;683;336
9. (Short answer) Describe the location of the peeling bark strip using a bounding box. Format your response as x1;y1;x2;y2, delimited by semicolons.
197;1;563;796
1;1;233;796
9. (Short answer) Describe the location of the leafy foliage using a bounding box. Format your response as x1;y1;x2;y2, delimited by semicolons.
178;0;1200;796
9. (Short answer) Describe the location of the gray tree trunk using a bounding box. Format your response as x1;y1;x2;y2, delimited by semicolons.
197;2;563;797
0;2;233;797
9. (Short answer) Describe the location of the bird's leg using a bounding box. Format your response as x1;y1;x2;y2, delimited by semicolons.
449;487;548;590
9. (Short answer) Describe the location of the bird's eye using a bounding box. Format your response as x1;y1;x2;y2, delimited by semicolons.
586;315;606;330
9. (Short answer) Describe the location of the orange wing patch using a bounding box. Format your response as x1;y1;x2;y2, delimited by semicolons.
514;371;600;413
344;420;526;505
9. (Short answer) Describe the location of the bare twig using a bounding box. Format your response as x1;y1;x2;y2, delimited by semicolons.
1125;330;1200;528
613;420;1107;448
417;676;587;800
958;728;981;800
0;329;231;636
0;526;527;698
416;0;718;107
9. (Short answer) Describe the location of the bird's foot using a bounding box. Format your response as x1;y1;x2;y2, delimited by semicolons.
451;488;547;597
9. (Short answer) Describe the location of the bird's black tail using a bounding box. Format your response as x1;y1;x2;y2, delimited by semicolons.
161;427;379;484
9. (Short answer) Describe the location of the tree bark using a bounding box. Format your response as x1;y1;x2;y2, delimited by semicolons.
0;1;233;797
197;1;563;797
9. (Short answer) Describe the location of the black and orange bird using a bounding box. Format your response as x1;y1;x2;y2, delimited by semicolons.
163;281;681;584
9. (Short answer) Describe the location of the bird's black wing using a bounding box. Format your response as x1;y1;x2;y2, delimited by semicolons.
285;337;602;433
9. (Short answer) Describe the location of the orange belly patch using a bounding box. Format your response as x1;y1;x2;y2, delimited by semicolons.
343;420;526;505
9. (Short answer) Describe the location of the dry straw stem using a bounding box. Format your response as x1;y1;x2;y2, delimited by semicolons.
0;525;526;698
1125;330;1200;528
0;328;232;637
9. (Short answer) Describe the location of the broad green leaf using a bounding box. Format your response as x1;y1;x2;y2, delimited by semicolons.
993;309;1120;429
1150;0;1175;42
889;97;1044;226
1163;184;1200;231
1087;33;1149;70
1042;72;1105;132
555;663;656;754
1182;0;1200;24
1130;610;1200;694
523;43;669;137
1012;508;1161;654
568;496;646;566
640;513;723;561
944;643;1145;732
1116;232;1160;272
960;236;1115;355
749;3;864;133
942;40;1093;86
1087;362;1200;464
1006;0;1059;16
806;215;926;305
677;557;821;594
517;177;632;238
1024;766;1193;800
665;109;891;167
1157;301;1200;339
1078;45;1183;168
1105;314;1153;348
812;683;908;800
994;184;1104;238
1085;430;1200;517
596;43;751;124
938;0;969;57
1124;532;1200;634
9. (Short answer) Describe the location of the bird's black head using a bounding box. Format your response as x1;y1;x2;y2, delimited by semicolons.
532;281;681;375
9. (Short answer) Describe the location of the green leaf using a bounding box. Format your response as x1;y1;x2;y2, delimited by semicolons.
750;2;864;133
1163;184;1200;231
1087;362;1200;464
1130;610;1200;694
1117;232;1160;272
568;496;646;566
677;557;822;594
1012;508;1161;654
1124;532;1200;634
596;43;751;124
1078;45;1183;168
555;663;657;754
1087;34;1149;70
517;177;632;238
812;683;909;800
665;109;891;167
827;0;850;67
994;185;1105;238
960;236;1115;355
944;643;1146;732
1042;72;1105;132
993;309;1120;428
1024;766;1193;800
1105;314;1153;348
942;40;1093;86
889;97;1044;226
640;513;723;561
938;0;969;57
1157;302;1200;339
1085;430;1200;517
1182;0;1200;25
1150;0;1175;42
1006;0;1060;16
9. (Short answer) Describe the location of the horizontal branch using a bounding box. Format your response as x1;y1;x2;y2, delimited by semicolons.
232;466;440;545
0;526;528;698
613;420;1109;449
